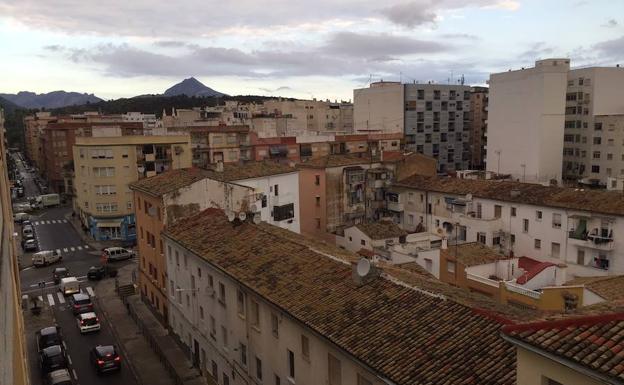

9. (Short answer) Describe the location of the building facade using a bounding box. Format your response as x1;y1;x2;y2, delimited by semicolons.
394;175;624;277
469;86;488;169
487;59;570;184
73;135;192;241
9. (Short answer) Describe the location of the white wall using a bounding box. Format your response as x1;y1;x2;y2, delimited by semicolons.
165;239;385;385
353;82;404;133
340;227;372;252
234;172;300;233
487;59;569;183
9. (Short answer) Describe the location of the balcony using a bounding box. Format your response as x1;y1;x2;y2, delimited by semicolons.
387;201;404;212
568;231;614;251
466;273;499;288
505;282;541;299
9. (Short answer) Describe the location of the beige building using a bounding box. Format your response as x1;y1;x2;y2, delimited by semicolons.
353;81;404;134
73;135;192;241
487;59;570;184
23;111;56;169
264;99;354;134
0;109;30;385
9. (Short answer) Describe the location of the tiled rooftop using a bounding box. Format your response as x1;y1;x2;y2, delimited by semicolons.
395;175;624;216
298;153;379;168
129;168;211;197
566;276;624;301
442;242;511;267
203;161;297;182
163;209;526;385
503;313;624;382
355;221;407;240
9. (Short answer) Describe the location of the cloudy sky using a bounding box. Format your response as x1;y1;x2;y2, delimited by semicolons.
0;0;623;101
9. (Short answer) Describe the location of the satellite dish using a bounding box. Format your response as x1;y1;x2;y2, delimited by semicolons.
227;211;236;222
238;212;247;221
252;213;262;224
356;258;371;278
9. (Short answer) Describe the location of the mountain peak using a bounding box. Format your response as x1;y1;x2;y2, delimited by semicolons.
164;77;226;98
0;90;102;109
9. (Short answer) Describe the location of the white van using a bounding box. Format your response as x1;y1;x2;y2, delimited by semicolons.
103;247;134;262
13;212;29;223
32;250;62;267
60;277;80;296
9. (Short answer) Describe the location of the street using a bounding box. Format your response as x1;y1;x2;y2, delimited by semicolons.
15;154;139;385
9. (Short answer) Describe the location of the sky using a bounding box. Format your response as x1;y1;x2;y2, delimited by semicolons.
0;0;623;101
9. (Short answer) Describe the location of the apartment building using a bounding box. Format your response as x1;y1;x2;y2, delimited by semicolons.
163;208;522;385
503;313;624;385
73;135;192;241
469;86;488;169
298;152;436;242
354;81;473;172
0;109;30;385
562;66;624;185
130;167;253;321
487;59;570;184
24;111;56;169
264;98;354;134
169;125;251;167
393;175;624;277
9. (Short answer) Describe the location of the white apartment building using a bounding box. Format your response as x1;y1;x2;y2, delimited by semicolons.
562;66;624;185
486;59;569;184
393;175;624;277
163;209;517;385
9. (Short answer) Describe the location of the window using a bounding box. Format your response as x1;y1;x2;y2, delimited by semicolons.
240;343;247;366
447;261;456;273
251;300;260;328
593;151;601;159
271;313;279;337
275;374;281;385
301;335;310;360
212;361;218;380
223;373;229;385
477;232;486;244
552;213;562;228
199;306;204;319
360;239;366;246
577;249;585;265
315;196;320;206
210;316;216;339
219;283;226;306
357;374;373;385
237;290;246;316
221;326;228;349
593;137;601;145
256;357;263;380
328;354;342;385
494;205;502;218
523;219;529;233
274;184;279;196
511;207;516;217
536;211;542;221
287;350;295;379
208;275;214;288
273;203;294;221
592;165;600;173
93;167;115;177
535;239;541;249
315;175;320;185
551;242;560;258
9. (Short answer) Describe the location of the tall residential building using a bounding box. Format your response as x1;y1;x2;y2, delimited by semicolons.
469;86;489;169
562;66;624;185
0;109;30;385
72;135;192;241
354;81;472;172
264;98;354;134
23;111;56;169
486;59;570;184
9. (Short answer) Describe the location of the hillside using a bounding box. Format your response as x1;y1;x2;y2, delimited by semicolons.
163;77;226;98
0;91;102;109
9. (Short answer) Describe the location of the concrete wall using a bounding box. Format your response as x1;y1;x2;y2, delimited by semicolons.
515;346;604;385
353;82;404;133
299;168;333;241
487;59;569;183
165;239;385;385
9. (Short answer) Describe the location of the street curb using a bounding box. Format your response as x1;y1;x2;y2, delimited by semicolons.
94;283;144;385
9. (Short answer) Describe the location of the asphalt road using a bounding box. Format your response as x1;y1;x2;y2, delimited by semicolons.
15;154;139;385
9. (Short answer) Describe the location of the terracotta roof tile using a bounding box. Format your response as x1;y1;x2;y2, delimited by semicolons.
395;175;624;216
565;276;624;301
503;313;624;382
164;209;521;385
355;221;407;240
443;242;511;267
203;161;297;182
129;168;211;197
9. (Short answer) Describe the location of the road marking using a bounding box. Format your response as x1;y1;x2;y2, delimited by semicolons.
51;220;56;224
70;247;75;251
63;248;68;252
21;266;34;271
67;355;72;365
72;369;78;381
34;221;39;225
77;246;82;251
62;341;67;350
47;293;55;306
56;249;61;254
38;295;43;302
84;245;89;249
62;219;68;223
57;292;65;304
86;287;95;297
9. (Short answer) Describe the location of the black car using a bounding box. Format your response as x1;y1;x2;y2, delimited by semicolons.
36;326;62;352
87;265;106;280
90;345;121;374
69;293;93;315
52;267;70;284
40;345;67;375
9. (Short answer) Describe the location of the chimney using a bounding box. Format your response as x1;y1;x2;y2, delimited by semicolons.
216;161;224;172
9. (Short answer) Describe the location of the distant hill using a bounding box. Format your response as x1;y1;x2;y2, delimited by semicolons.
0;96;20;113
0;91;102;109
163;77;226;98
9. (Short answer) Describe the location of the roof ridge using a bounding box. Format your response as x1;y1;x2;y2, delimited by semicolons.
502;312;624;334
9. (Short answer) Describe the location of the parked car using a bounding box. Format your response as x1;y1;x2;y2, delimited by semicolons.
23;239;37;252
76;312;100;334
103;247;134;262
69;293;93;315
36;326;62;352
59;277;80;296
32;250;62;267
39;345;67;375
90;345;121;374
46;369;72;385
13;212;29;223
22;219;32;227
87;265;106;280
52;267;70;285
22;225;34;238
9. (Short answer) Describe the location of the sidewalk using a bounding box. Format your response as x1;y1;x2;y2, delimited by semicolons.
96;264;176;385
64;212;122;251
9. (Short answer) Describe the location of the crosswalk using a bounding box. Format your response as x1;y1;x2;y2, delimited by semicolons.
33;219;69;225
53;245;90;255
34;287;96;307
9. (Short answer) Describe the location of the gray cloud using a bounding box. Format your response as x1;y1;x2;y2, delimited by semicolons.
519;42;555;59
602;19;618;28
43;44;64;52
593;35;624;60
380;2;437;28
154;40;191;47
325;32;446;57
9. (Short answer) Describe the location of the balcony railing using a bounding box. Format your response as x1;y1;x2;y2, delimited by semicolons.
466;273;499;288
568;231;614;250
505;282;541;299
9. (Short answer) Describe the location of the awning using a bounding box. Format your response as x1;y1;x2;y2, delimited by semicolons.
96;220;122;228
